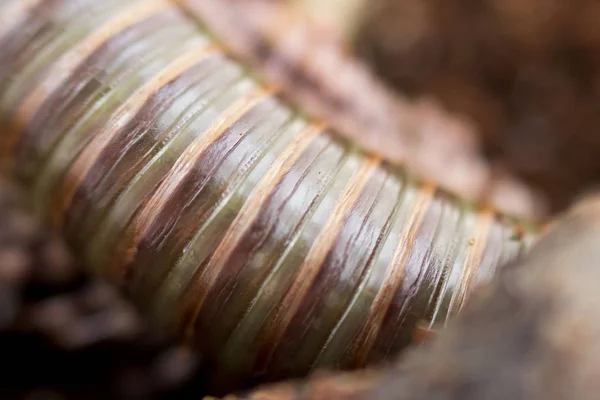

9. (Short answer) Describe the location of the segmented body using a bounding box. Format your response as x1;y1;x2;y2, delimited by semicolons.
0;0;533;386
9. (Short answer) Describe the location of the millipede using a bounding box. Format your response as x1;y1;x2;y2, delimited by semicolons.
0;0;538;390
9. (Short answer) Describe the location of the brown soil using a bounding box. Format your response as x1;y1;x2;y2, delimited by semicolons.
355;0;600;213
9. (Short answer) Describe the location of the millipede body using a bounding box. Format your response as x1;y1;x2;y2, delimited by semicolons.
0;0;533;387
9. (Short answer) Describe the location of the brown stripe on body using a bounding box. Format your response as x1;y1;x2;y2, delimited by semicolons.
0;0;78;85
351;189;450;365
50;44;221;228
176;0;413;170
193;132;350;369
27;14;200;223
124;95;287;306
142;105;299;330
112;88;272;283
268;164;395;377
350;183;434;366
421;197;465;321
310;168;407;370
448;207;494;317
372;191;468;362
426;204;481;329
13;11;187;183
0;0;170;169
176;122;323;338
63;53;225;248
0;0;122;134
85;69;253;281
0;0;102;158
254;156;380;372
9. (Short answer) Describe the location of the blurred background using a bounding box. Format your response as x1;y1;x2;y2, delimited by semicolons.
353;0;600;213
3;0;600;398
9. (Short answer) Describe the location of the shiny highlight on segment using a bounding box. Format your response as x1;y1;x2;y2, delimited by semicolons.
0;0;535;388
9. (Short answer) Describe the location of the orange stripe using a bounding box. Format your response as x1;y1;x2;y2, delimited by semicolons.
259;155;381;369
182;122;325;335
450;207;494;316
112;87;274;277
0;0;170;167
0;0;45;41
352;183;435;365
51;43;221;228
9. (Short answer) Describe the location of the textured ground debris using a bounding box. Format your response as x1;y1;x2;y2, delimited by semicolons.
0;178;203;399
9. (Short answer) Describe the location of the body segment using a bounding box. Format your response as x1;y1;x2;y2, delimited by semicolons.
0;0;533;386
